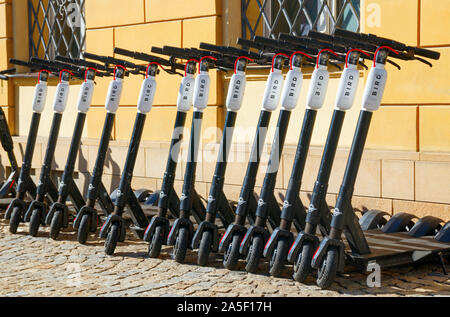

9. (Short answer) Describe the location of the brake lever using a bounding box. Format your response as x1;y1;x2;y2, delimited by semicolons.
358;60;368;70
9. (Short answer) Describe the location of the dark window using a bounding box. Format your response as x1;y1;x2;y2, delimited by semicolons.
242;0;360;39
28;0;86;59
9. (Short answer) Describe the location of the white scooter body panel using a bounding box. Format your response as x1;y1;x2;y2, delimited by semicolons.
362;64;387;112
226;70;246;112
193;70;210;111
306;65;329;110
104;78;123;114
137;76;157;114
280;67;303;110
32;82;48;113
176;74;195;112
261;69;284;111
52;81;70;113
335;64;360;111
76;80;95;113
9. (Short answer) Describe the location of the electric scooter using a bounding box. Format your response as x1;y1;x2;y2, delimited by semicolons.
191;55;250;266
43;67;98;239
275;34;374;281
143;60;198;258
166;55;218;263
0;68;18;200
308;29;446;289
5;60;63;233
219;53;288;270
240;49;319;274
72;65;126;244
21;60;79;236
99;61;163;255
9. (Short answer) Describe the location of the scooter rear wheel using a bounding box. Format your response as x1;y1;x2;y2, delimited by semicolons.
172;226;189;263
223;233;241;270
49;210;63;240
148;225;164;258
268;237;288;277
77;214;90;244
197;230;213;266
9;207;21;234
316;246;338;289
104;223;120;255
245;234;264;273
29;209;41;237
292;241;314;282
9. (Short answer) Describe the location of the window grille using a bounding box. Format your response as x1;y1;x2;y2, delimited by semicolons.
28;0;86;59
242;0;360;39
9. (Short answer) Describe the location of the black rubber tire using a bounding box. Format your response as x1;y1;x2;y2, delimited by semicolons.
316;246;339;289
49;210;63;240
104;223;120;255
197;230;213;266
29;209;41;237
172;226;189;263
9;207;22;234
292;241;314;282
77;214;90;244
268;237;289;277
148;225;164;258
245;234;264;273
223;233;241;270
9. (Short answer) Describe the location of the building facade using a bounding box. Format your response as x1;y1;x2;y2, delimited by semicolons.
0;0;449;220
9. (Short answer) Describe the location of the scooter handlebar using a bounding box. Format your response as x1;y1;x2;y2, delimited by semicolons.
114;47;185;71
334;28;440;60
0;68;16;75
55;55;109;71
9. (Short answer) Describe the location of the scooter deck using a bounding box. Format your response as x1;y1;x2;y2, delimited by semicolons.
345;229;450;268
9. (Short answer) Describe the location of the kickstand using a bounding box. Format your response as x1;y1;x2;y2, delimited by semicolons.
437;252;448;275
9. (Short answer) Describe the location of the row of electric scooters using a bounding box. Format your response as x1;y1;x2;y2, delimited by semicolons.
1;28;448;289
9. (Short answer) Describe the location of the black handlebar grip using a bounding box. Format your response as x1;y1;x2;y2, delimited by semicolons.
83;51;109;63
333;28;362;41
9;58;31;68
113;47;134;58
0;68;16;75
410;46;440;60
307;31;334;43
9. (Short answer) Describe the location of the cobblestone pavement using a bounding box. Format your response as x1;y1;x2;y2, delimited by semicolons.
0;220;449;297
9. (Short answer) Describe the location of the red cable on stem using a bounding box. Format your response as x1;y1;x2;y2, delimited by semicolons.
345;48;370;68
84;67;98;82
315;48;338;69
59;69;75;82
113;65;127;80
373;46;399;67
289;51;313;70
184;59;199;77
271;53;289;72
38;69;50;83
234;56;254;74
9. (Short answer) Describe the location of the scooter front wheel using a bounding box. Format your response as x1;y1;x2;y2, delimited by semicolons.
172;226;189;263
104;223;120;255
77;214;90;244
29;209;41;237
9;207;22;234
245;234;264;273
148;225;164;258
223;233;241;270
197;230;213;266
316;246;338;289
268;237;288;277
292;241;314;282
49;209;63;240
